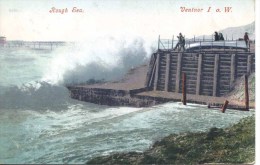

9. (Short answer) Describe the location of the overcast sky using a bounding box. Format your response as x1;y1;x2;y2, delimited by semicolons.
0;0;255;41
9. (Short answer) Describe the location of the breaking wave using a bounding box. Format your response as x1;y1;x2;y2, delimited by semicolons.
0;35;155;110
41;36;155;85
0;82;72;110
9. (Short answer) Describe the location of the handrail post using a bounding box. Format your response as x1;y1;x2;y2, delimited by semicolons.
199;41;201;52
249;41;250;52
158;35;160;50
236;40;237;52
224;40;225;52
168;39;170;51
172;35;174;49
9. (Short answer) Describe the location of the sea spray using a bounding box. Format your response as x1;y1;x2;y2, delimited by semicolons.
0;82;71;110
0;35;155;110
41;36;155;85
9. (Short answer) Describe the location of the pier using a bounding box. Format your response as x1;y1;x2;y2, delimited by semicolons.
1;40;68;50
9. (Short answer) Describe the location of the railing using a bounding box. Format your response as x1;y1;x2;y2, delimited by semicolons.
1;41;68;50
158;35;252;52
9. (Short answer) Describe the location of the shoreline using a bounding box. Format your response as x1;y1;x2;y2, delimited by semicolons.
87;115;255;164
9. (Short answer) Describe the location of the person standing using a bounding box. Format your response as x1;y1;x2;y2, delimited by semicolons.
214;31;219;41
219;33;224;40
244;32;249;48
174;33;185;51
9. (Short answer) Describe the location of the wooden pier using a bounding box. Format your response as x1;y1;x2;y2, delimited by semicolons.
3;41;67;50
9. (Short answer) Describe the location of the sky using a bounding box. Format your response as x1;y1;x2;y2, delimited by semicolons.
0;0;256;41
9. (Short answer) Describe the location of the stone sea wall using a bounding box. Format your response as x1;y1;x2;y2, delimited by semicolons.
67;86;169;107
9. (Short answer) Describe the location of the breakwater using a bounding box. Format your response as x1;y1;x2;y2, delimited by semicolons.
67;43;255;109
67;86;157;107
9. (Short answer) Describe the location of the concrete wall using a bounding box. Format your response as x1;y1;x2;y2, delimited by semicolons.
67;87;159;107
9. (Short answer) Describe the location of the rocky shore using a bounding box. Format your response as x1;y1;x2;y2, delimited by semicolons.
87;115;255;164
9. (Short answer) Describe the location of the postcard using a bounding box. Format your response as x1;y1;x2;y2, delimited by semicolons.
0;0;257;164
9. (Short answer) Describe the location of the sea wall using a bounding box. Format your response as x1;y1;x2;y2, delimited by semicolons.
146;51;255;97
67;49;255;109
67;86;169;107
67;85;254;110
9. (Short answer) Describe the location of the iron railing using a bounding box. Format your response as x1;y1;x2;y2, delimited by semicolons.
158;35;253;52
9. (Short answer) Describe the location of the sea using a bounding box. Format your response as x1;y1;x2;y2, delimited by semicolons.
0;41;254;164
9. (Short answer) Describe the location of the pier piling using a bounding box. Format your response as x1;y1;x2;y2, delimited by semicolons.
230;54;236;87
245;75;249;111
247;55;252;75
221;100;229;113
175;53;182;93
196;54;202;95
153;54;160;91
165;54;170;91
213;54;219;97
182;72;186;105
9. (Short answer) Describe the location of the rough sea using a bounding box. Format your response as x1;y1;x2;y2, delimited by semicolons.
0;43;254;164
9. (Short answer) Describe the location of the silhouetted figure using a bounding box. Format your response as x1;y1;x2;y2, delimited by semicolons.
219;33;224;40
244;32;249;48
214;31;219;41
174;33;185;51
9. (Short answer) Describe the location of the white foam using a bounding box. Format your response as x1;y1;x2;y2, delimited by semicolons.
41;36;154;85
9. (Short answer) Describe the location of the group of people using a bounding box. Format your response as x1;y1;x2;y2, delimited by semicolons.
172;31;250;51
215;31;250;47
214;31;224;41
